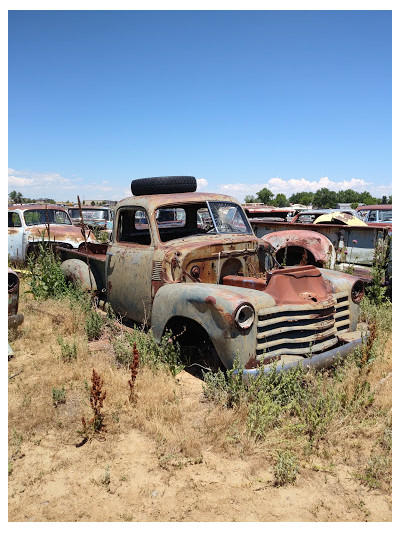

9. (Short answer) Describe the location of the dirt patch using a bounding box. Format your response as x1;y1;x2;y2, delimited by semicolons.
8;291;392;522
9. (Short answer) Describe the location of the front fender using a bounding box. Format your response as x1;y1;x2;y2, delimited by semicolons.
151;283;275;369
262;230;336;268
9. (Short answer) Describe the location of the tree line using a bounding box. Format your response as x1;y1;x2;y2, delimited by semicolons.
244;187;392;209
8;190;56;205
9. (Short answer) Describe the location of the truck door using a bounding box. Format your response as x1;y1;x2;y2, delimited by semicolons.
106;207;154;324
8;211;25;262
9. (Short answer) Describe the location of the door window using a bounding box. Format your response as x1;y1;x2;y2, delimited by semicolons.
117;208;151;245
8;212;22;227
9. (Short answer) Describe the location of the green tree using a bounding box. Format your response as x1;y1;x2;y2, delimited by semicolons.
273;193;290;207
9;190;23;204
313;188;338;209
91;201;96;206
337;189;360;204
358;191;378;206
244;195;258;203
381;196;387;205
256;188;274;205
289;192;315;206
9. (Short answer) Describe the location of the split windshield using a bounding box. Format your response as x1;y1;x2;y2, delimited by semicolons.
154;201;252;243
69;209;111;221
23;209;72;226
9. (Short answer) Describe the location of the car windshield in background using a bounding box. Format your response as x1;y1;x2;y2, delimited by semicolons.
380;210;392;222
69;209;109;220
23;209;72;226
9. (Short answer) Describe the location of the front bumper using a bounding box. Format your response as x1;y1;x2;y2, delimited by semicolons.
235;334;367;384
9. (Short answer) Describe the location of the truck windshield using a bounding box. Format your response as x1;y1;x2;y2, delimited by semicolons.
207;202;252;234
24;209;72;226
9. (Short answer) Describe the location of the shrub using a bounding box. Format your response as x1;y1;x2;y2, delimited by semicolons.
52;386;66;407
27;241;68;300
112;327;184;377
274;450;299;486
57;336;78;362
366;233;391;304
247;390;281;440
85;308;104;341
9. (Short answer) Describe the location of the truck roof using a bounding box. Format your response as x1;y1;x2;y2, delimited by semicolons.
116;192;240;210
8;204;69;212
356;204;392;211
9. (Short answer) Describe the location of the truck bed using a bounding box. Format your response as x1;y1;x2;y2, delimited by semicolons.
56;242;108;292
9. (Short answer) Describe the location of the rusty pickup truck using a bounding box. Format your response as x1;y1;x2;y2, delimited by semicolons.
57;177;367;375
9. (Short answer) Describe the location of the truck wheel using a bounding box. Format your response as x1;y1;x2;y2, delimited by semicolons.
131;176;197;196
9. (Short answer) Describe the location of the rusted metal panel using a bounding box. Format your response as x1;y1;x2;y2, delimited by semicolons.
251;219;390;268
8;268;24;329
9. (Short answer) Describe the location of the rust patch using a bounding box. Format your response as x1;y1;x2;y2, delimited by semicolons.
223;265;332;305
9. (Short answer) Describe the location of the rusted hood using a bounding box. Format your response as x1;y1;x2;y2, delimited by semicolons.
160;234;262;283
25;224;94;244
314;212;367;226
223;265;333;305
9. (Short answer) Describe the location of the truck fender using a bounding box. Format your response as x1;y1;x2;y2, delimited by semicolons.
151;283;260;369
261;230;336;269
60;259;98;292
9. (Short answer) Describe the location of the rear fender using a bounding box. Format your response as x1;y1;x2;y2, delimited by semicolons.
60;259;99;293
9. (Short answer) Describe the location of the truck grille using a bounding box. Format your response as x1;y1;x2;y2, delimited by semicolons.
152;261;163;281
256;291;350;360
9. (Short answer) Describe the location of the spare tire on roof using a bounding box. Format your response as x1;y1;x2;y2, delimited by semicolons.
131;176;197;196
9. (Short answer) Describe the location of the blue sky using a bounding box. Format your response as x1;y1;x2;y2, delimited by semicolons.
8;9;392;203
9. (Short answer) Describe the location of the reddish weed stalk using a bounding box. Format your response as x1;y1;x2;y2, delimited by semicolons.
128;343;140;404
77;369;107;446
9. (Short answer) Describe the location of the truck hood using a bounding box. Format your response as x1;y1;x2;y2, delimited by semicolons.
158;234;263;284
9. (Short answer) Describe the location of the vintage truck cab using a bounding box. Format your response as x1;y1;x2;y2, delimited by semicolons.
59;177;366;372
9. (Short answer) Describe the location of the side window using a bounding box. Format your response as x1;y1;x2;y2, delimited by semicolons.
8;212;22;228
155;207;186;227
368;210;377;222
117;208;151;246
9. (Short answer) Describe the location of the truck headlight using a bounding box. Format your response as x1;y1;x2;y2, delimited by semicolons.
234;304;255;330
351;280;364;303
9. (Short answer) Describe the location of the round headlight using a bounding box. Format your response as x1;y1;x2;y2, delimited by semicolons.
234;304;255;330
351;280;365;303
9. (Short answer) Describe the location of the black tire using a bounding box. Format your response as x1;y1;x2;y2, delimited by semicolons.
131;176;197;196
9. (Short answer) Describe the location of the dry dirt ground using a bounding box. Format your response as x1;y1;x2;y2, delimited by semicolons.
8;295;392;522
8;373;392;522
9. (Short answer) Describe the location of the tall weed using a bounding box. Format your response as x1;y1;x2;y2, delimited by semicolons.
112;327;184;377
27;241;68;299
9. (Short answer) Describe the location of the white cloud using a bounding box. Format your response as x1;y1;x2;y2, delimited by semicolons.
8;175;34;187
217;176;392;202
196;178;208;191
